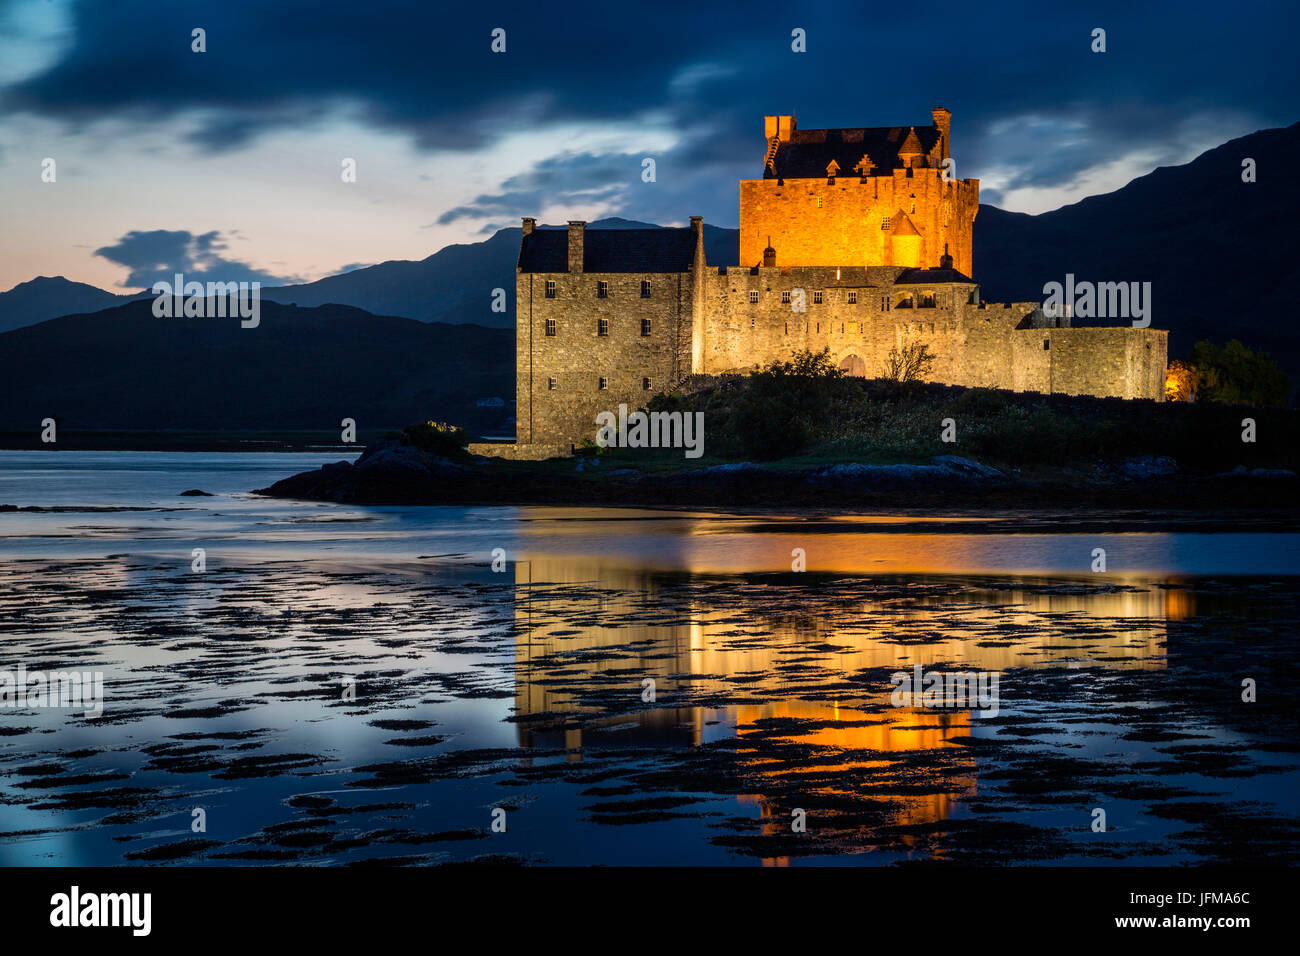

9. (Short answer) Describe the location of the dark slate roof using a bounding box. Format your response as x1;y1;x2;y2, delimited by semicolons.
894;266;975;285
767;126;942;179
518;227;697;273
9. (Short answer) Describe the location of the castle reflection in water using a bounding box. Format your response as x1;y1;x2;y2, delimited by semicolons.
508;549;1181;863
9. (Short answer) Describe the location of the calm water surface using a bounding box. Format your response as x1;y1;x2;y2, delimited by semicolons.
1;451;1297;865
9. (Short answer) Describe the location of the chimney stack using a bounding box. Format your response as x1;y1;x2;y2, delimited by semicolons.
567;221;585;273
521;217;535;235
931;108;951;160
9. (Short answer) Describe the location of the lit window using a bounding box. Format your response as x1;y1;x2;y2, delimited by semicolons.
881;217;891;230
596;280;608;298
598;377;608;390
597;318;609;336
813;290;823;304
848;291;858;304
548;376;557;390
545;318;556;336
641;279;651;298
545;279;556;298
815;196;823;208
640;318;651;336
749;291;759;303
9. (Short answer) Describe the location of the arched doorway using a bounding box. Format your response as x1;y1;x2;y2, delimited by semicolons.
839;354;867;377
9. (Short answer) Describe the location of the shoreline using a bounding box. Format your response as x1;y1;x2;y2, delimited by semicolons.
252;438;1300;531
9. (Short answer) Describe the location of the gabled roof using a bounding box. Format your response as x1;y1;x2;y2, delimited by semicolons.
765;125;942;179
894;265;975;285
518;227;697;273
890;211;920;236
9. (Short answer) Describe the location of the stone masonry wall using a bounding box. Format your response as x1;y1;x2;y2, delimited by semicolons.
738;169;979;275
516;270;692;447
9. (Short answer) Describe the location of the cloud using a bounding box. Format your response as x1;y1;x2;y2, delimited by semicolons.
0;0;1294;248
93;229;297;289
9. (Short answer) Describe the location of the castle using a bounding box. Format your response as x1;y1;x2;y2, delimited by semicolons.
479;110;1168;459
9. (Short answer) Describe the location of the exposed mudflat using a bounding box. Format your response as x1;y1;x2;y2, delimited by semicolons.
2;556;1296;866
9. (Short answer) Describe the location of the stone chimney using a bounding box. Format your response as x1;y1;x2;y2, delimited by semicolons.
521;217;535;235
763;115;797;142
931;108;951;160
567;221;585;273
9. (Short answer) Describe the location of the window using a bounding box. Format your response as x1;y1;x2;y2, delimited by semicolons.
881;217;891;230
545;279;555;298
597;318;609;336
848;291;858;304
642;377;652;391
641;279;651;298
640;318;651;336
545;317;556;336
749;291;759;303
781;291;791;303
1043;339;1050;350
813;290;823;304
548;376;557;390
815;196;823;208
598;377;608;390
596;280;608;298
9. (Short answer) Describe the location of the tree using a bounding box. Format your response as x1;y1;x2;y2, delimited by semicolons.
885;341;935;382
1187;340;1289;406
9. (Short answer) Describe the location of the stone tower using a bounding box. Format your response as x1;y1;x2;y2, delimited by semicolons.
738;109;979;276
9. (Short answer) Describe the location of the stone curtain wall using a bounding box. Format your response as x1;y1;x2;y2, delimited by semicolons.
696;266;1165;400
738;169;979;275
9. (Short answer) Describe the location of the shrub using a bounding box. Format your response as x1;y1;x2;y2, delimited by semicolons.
402;420;470;457
1188;340;1290;406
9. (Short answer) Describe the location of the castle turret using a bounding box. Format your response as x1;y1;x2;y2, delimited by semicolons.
931;108;951;160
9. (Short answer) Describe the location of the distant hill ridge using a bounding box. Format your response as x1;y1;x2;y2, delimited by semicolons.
0;299;512;431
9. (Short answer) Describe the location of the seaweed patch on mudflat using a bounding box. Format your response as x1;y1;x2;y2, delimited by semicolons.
0;558;1297;865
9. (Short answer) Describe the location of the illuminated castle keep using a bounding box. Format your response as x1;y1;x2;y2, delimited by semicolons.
484;110;1167;458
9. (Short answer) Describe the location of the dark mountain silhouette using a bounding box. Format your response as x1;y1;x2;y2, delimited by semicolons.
0;276;139;333
0;299;512;431
255;217;741;328
0;220;739;335
974;122;1300;369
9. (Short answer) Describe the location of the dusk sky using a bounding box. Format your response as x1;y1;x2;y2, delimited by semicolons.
1;0;1294;292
